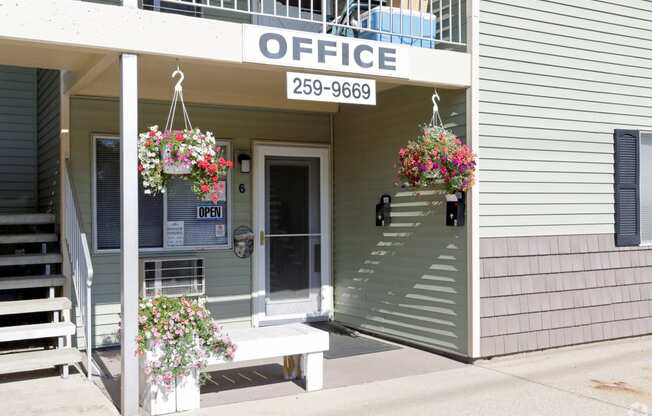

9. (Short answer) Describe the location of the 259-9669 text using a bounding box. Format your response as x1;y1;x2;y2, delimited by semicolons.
286;72;376;105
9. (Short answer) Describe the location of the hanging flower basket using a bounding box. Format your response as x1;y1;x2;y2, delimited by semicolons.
138;126;233;203
136;67;233;203
397;125;476;194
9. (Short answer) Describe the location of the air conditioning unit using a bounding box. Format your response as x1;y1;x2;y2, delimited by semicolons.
140;257;205;298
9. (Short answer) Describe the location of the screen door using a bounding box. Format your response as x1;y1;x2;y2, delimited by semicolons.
253;144;331;324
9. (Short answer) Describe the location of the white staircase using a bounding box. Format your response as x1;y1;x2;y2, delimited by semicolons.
0;213;80;377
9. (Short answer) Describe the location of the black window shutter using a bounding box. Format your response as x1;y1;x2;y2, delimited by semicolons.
614;129;640;247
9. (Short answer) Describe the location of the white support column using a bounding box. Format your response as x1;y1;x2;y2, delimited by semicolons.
466;0;481;360
120;53;140;416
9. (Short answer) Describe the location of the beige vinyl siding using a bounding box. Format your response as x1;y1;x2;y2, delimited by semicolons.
69;96;330;347
333;86;469;357
478;0;652;238
36;70;60;214
0;65;37;213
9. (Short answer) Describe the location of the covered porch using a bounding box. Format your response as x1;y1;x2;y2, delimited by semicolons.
0;0;477;414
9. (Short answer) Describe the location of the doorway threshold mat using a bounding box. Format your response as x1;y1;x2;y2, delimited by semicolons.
310;322;401;360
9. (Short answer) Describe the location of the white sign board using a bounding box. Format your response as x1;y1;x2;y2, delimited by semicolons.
287;72;376;105
166;221;184;247
243;25;409;79
197;205;224;220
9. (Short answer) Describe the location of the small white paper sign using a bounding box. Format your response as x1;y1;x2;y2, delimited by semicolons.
215;224;226;238
166;221;184;247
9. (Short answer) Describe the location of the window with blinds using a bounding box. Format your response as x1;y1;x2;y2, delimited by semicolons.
93;135;231;251
641;132;652;244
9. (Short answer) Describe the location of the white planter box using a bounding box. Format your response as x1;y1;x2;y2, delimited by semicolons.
175;369;200;412
140;350;201;415
139;350;176;416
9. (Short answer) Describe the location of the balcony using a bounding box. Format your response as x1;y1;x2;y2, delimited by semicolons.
87;0;466;51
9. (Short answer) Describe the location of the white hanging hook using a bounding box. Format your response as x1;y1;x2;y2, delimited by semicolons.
432;90;440;115
172;66;184;92
430;90;442;128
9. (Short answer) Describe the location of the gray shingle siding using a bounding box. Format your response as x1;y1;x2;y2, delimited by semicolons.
480;234;652;356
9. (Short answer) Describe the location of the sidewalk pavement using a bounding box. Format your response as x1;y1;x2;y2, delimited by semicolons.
194;335;652;416
1;369;119;416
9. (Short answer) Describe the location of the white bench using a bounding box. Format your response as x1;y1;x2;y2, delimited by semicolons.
142;323;329;415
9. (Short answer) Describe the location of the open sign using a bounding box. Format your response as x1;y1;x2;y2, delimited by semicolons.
197;206;224;220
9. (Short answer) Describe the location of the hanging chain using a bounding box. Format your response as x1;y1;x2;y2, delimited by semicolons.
430;90;443;128
164;65;193;132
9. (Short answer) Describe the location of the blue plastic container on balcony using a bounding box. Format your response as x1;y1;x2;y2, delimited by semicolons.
357;6;437;48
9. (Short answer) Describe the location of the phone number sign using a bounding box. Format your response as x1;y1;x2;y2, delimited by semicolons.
287;72;376;106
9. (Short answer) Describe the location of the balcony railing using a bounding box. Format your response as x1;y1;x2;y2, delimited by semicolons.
139;0;466;49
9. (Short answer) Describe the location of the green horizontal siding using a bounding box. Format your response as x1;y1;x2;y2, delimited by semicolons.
0;65;37;213
479;0;652;238
69;96;330;347
333;86;469;357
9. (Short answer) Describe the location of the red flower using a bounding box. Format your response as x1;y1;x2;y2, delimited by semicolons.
207;164;217;174
211;175;218;183
137;164;144;172
148;130;156;137
226;160;234;169
218;157;226;167
175;132;184;142
200;184;210;193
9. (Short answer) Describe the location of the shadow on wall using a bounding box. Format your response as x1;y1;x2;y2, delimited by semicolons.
333;86;468;356
336;188;467;355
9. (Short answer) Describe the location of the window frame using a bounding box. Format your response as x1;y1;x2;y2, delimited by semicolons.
640;130;652;246
91;134;233;254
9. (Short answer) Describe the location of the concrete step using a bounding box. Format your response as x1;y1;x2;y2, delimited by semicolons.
0;214;55;225
0;253;62;267
0;275;65;290
0;233;58;244
0;298;71;316
0;348;81;375
0;322;76;343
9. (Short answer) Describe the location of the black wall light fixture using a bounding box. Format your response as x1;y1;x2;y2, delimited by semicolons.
238;153;251;174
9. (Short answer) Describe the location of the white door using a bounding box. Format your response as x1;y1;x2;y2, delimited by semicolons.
252;143;331;325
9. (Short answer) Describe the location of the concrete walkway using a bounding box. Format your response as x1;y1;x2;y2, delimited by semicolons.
194;335;652;416
0;370;119;416
2;335;651;416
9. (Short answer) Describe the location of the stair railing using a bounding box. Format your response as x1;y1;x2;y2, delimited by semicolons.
63;162;94;379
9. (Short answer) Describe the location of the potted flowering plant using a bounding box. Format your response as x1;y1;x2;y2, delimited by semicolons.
397;125;476;194
137;126;234;204
137;296;236;415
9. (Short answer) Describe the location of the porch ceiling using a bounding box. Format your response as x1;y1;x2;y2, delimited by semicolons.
0;39;405;113
0;39;102;74
75;55;344;113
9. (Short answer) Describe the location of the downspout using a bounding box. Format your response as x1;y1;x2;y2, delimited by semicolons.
466;0;481;360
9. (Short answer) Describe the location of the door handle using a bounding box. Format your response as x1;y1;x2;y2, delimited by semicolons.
260;230;265;245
